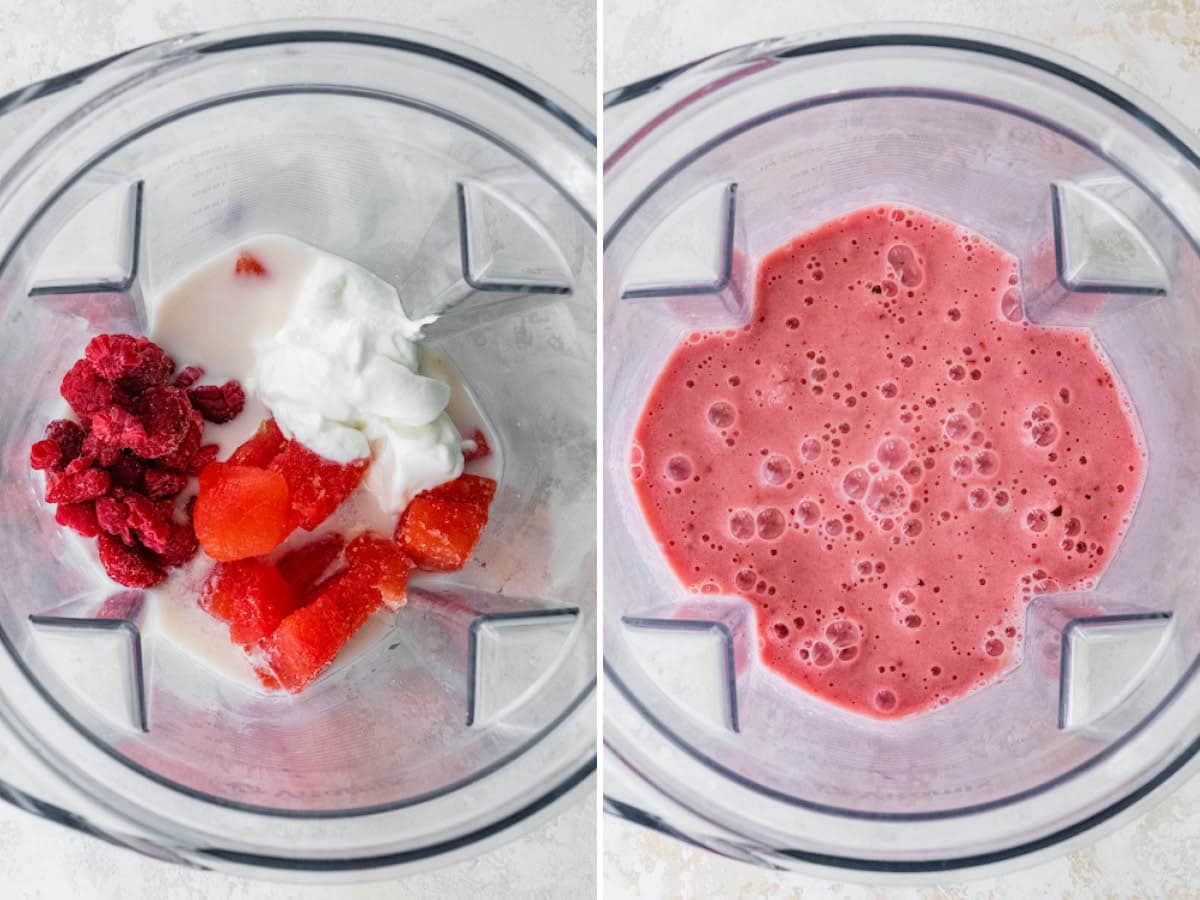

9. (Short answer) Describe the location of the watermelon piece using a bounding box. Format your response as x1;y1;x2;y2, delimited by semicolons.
277;533;346;596
193;462;294;561
228;418;286;467
345;532;414;608
424;473;497;507
200;559;299;646
268;440;369;531
463;429;491;463
395;495;490;572
257;569;382;693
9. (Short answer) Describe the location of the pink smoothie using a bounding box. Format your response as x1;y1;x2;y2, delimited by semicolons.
631;205;1146;719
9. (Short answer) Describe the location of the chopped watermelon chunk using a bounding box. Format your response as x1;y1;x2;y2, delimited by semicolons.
463;429;491;462
345;532;414;608
194;462;295;561
200;559;299;646
396;495;490;572
228;418;286;467
268;440;369;531
424;473;497;506
257;569;382;693
277;533;345;596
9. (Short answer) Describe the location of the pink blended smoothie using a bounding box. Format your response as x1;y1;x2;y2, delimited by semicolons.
631;205;1146;719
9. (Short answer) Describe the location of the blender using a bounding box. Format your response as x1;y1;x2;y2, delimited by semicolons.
604;24;1200;879
0;20;595;880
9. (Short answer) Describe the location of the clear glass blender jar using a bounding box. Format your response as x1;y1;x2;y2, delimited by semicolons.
0;20;595;881
604;24;1200;880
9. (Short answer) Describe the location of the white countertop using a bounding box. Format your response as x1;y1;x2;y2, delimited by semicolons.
603;0;1200;897
0;1;595;898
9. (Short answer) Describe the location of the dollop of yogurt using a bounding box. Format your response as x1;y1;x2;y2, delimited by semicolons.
250;249;462;510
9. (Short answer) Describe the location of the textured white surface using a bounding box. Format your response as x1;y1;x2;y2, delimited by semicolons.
604;0;1200;897
0;1;595;898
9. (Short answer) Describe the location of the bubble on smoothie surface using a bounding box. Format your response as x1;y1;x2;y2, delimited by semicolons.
762;454;792;485
865;473;909;516
876;437;909;469
729;509;755;540
666;454;693;481
707;401;737;428
756;507;786;540
843;467;870;501
800;437;822;460
945;413;971;441
798;499;821;526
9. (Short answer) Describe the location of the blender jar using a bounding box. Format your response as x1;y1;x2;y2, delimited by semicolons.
0;20;595;880
604;25;1200;879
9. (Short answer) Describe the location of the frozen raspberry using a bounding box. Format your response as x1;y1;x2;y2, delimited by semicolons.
44;420;85;462
107;453;146;490
235;252;267;277
156;411;203;471
121;489;172;554
186;444;219;475
92;386;192;459
30;439;62;471
44;465;110;504
60;358;121;420
96;496;135;545
463;429;491;462
187;380;245;424
97;533;165;588
81;431;123;468
54;501;100;537
85;334;174;392
144;468;187;499
172;365;204;389
154;520;199;568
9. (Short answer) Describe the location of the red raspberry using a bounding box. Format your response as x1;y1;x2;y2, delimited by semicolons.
60;358;121;419
44;465;110;504
96;496;135;545
30;439;62;471
187;380;245;424
156;411;202;471
144;468;188;499
92;386;192;459
154;520;199;568
172;365;204;389
85;334;174;392
97;533;165;588
81;431;123;468
107;453;147;490
122;490;171;553
44;420;85;462
54;501;100;537
186;444;220;475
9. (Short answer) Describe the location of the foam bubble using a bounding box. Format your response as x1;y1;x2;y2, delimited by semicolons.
824;518;844;537
843;467;870;501
873;688;898;712
948;365;966;382
880;382;899;399
974;450;999;477
800;437;822;461
838;646;859;662
994;489;1010;507
886;244;923;287
1001;287;1023;321
1031;421;1059;447
825;619;861;647
734;568;757;591
811;641;834;667
756;507;786;540
1025;508;1049;532
1065;517;1081;537
762;454;792;485
798;499;821;526
945;413;971;441
896;589;916;606
968;487;990;509
729;509;755;540
707;401;737;428
984;638;1005;657
901;518;923;537
866;473;910;516
952;455;973;477
666;455;693;481
876;437;910;470
904;614;922;629
967;402;983;419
